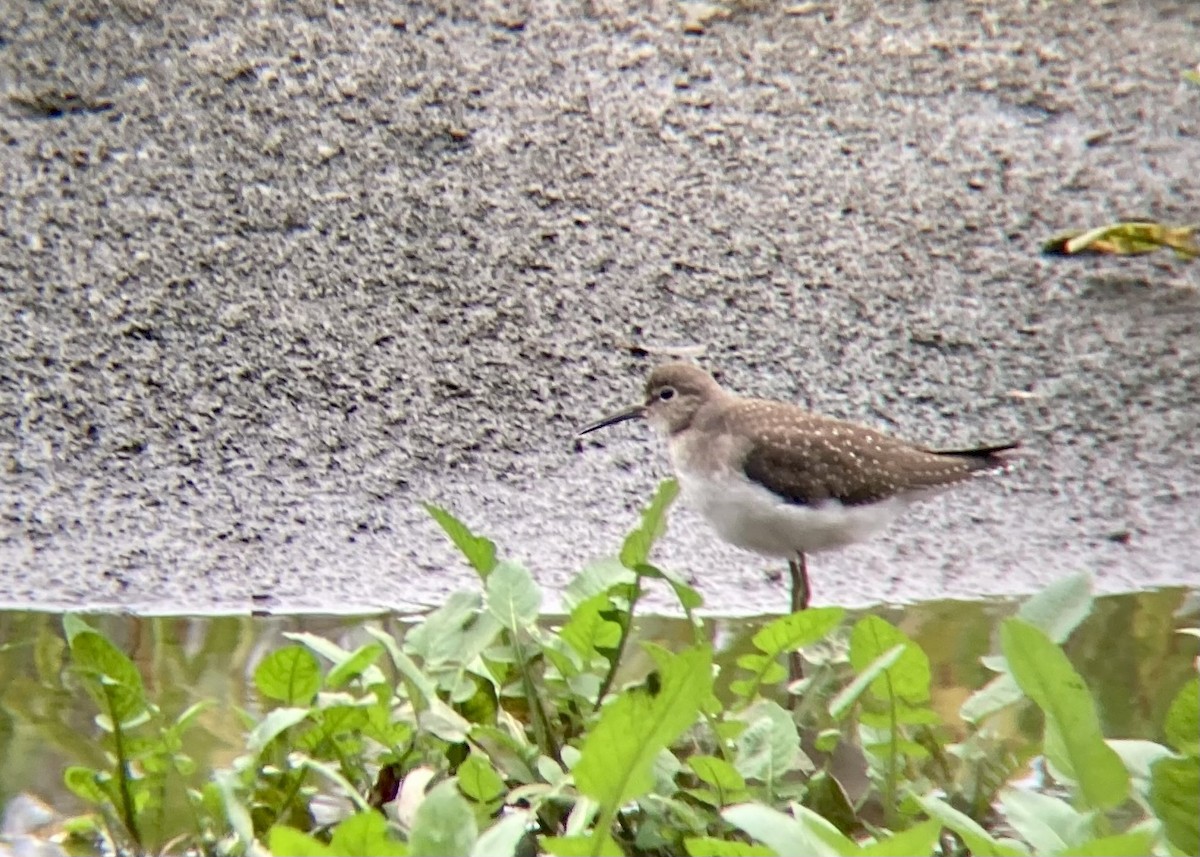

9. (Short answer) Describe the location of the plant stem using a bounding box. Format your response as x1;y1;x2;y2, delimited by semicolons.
104;683;142;851
593;575;644;711
511;629;559;761
884;671;899;830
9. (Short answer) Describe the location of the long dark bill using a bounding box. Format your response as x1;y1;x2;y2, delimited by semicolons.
576;403;646;437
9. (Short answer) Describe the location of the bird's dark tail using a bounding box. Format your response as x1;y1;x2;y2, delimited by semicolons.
935;441;1021;471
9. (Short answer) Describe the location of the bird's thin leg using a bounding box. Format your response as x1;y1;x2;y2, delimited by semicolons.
787;553;810;687
789;553;810;613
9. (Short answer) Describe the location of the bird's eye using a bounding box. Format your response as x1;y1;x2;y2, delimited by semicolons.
658;387;675;401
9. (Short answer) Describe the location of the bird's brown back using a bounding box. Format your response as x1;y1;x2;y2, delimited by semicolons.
713;398;1014;507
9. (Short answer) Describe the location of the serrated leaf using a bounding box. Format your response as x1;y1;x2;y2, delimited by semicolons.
1163;677;1199;756
328;809;408;856
574;643;711;808
733;700;803;787
409;779;477;856
1001;619;1128;810
458;753;506;804
405;591;503;670
562;558;637;610
752;608;844;656
254;646;320;705
560;592;622;660
424;502;498;577
848;615;930;705
688;755;747;800
619;479;679;569
486;560;542;631
1150;755;1200;856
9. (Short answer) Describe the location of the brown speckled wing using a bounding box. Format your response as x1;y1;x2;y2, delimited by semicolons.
731;400;1013;507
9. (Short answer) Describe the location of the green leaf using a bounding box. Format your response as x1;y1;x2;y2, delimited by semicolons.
328;810;408;857
684;837;776;856
560;592;622;660
458;754;506;804
1000;619;1129;810
1107;739;1173;789
543;834;620;856
287;755;372;815
1163;677;1199;756
619;479;679;569
723;803;855;857
960;672;1024;723
848;615;930;705
486;560;542;631
574;643;711;807
998;787;1091;855
471;810;532;857
405;591;502;670
829;644;905;720
688;755;747;803
63;766;108;804
247;707;310;753
215;769;257;852
364;626;438;705
269;826;335;857
1016;572;1093;643
1064;830;1156;857
636;563;704;611
562;558;637;610
857;819;942;857
408;778;478;857
1150;755;1200;856
254;646;321;705
914;793;1027;857
65;621;148;725
752;608;844;656
325;642;386;689
424;502;498;577
733;700;803;786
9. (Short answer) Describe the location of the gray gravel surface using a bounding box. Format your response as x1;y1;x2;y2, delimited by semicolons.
2;0;1198;615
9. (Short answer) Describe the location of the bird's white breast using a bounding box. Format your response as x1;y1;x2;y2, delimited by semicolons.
673;463;909;558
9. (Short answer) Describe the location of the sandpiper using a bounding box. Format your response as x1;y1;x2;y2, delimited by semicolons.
577;362;1017;613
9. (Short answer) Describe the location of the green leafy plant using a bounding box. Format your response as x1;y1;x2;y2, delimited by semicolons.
48;483;1200;856
60;614;211;853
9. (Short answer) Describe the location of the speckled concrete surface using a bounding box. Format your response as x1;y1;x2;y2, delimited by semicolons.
2;0;1198;614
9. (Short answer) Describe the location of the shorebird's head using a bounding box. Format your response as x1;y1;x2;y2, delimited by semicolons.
577;362;724;438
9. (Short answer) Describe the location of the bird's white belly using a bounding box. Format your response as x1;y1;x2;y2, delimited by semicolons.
676;470;908;557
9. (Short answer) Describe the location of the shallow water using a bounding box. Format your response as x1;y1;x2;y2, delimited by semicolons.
1;587;1196;842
